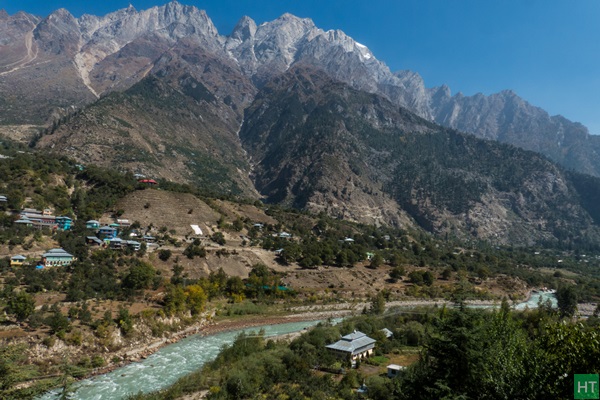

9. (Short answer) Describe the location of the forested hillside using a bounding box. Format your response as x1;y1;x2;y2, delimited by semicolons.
1;138;600;398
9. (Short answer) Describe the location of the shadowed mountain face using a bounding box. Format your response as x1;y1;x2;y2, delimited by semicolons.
4;2;600;245
240;67;600;245
0;2;597;177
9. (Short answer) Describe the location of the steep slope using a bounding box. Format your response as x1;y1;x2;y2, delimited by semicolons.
0;9;96;125
240;66;600;245
1;3;597;180
426;84;600;177
34;44;257;197
77;2;223;96
0;2;224;125
227;13;600;177
0;10;41;72
241;66;426;228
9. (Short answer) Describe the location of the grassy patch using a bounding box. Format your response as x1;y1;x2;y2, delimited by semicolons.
114;117;134;129
225;302;269;316
365;355;389;366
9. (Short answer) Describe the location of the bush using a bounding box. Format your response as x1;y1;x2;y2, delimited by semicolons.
122;261;156;291
46;309;71;334
158;249;172;262
42;336;56;348
390;266;405;282
183;244;206;259
66;330;83;346
91;355;105;368
369;253;384;269
6;291;35;321
211;232;226;245
117;307;134;336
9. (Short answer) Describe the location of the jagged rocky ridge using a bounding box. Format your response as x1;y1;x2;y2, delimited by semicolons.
240;66;600;245
3;2;600;245
1;1;598;178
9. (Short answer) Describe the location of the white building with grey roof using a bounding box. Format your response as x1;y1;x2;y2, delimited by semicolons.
41;248;75;267
326;330;376;363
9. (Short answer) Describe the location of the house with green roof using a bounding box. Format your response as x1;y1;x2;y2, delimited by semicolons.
86;220;100;229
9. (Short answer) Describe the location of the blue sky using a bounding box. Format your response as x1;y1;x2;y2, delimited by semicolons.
3;0;600;133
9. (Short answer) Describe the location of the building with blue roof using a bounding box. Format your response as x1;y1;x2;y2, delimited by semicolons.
55;216;72;231
98;226;118;239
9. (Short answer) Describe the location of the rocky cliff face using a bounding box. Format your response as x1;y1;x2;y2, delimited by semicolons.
425;88;600;176
221;13;600;177
3;2;600;245
34;39;257;197
0;2;224;124
2;2;596;177
0;9;94;125
240;67;600;245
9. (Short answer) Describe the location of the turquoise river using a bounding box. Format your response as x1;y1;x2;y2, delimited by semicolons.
39;292;557;400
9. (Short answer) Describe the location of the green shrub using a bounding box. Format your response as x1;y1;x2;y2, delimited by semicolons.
91;355;105;368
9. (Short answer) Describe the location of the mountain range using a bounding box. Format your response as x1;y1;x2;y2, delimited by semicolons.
2;1;600;246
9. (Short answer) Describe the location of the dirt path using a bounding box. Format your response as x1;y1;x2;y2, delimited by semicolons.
0;30;38;76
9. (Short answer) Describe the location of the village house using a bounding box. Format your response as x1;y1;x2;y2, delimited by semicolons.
18;210;54;228
142;235;156;243
55;216;72;231
126;240;141;251
108;238;141;251
381;328;393;339
17;209;72;231
86;220;100;229
326;330;376;365
116;218;131;227
86;236;105;246
15;217;33;227
190;224;203;236
10;255;27;267
387;364;404;378
41;248;75;267
109;238;125;249
97;226;118;239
